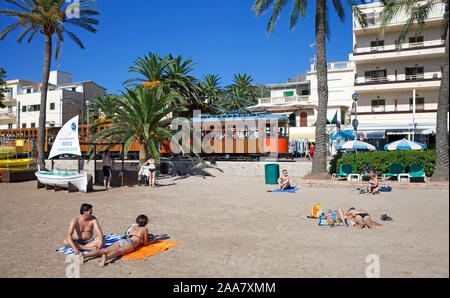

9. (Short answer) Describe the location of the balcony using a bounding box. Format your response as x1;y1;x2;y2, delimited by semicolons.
2;98;17;105
353;3;445;35
0;112;17;120
353;40;445;63
258;95;310;105
354;72;442;92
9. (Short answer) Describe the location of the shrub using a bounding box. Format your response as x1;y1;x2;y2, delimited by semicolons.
328;150;436;177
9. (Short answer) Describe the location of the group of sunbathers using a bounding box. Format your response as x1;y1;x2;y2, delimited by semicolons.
322;207;378;229
63;203;155;266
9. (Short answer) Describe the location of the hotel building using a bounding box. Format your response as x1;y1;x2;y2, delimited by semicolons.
250;0;446;150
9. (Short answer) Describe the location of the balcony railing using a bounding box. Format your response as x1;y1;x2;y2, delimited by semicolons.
258;95;310;105
355;72;442;85
0;112;16;119
353;4;445;29
354;40;445;55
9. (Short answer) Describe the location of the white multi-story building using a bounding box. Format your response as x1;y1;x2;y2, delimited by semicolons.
249;0;446;150
348;0;446;148
0;70;106;130
248;60;356;141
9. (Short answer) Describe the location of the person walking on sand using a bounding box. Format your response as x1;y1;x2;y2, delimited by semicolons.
144;157;157;188
79;214;155;266
63;203;104;255
102;149;113;189
305;142;311;160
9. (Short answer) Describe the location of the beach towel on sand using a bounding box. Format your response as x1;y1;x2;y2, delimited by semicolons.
269;186;300;193
318;213;349;227
56;233;180;260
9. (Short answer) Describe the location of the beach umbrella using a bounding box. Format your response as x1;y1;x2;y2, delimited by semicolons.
336;140;376;173
331;131;355;141
384;139;426;171
339;140;376;151
384;139;426;151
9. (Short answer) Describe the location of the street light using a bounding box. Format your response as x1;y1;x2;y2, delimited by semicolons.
352;93;359;140
86;100;91;125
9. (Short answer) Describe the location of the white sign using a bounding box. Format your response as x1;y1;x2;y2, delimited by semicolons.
48;115;81;159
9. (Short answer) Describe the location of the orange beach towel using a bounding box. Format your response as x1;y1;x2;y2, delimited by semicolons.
122;240;181;260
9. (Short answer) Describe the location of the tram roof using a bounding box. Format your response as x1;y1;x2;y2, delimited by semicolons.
191;113;289;123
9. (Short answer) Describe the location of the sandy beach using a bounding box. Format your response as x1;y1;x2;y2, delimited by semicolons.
0;175;448;278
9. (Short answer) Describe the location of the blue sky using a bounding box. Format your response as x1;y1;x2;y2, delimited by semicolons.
0;0;355;94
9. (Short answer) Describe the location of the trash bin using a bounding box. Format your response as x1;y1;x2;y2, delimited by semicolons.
265;164;280;185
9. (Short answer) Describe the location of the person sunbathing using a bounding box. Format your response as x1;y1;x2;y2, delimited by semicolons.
79;214;155;266
63;203;104;255
278;170;292;190
366;172;379;195
345;207;375;229
322;208;348;227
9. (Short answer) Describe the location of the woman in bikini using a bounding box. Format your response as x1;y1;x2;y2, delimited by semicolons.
345;207;375;229
145;157;157;188
366;172;379;194
79;215;154;266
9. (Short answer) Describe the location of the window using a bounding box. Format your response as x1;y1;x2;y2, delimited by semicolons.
370;40;384;51
409;35;424;46
31;123;36;128
26;88;32;94
405;67;424;80
289;114;296;127
300;112;308;127
409;97;425;111
8;123;13;129
283;91;294;97
50;102;55;110
371;99;386;112
365;70;387;83
22;123;27;128
71;87;76;92
22;105;27;112
7;88;13;99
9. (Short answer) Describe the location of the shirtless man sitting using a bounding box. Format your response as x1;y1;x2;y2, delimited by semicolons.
345;207;375;229
63;203;104;255
278;170;292;190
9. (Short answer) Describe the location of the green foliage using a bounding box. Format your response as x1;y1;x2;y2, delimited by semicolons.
0;67;6;108
329;150;436;177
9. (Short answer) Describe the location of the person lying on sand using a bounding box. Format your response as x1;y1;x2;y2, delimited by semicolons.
79;214;156;266
345;207;378;229
63;203;104;255
322;208;348;227
367;172;379;195
278;170;292;190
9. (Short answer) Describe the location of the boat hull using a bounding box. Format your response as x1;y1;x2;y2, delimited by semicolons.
35;171;90;193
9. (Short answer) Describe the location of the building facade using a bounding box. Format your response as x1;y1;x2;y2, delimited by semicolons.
348;0;446;149
0;71;106;130
249;0;446;151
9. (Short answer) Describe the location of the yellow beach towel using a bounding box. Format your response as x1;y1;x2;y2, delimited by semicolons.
122;240;181;260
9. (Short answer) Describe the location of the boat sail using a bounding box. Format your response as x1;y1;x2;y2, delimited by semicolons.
35;115;90;192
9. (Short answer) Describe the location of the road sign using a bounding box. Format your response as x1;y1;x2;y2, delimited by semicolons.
352;119;359;129
352;93;359;101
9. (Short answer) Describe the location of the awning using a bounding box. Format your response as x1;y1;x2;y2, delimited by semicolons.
421;127;436;134
365;131;386;139
326;109;339;124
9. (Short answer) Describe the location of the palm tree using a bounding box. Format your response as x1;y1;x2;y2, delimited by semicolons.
88;85;187;166
0;0;99;169
220;73;259;112
0;67;7;108
124;52;172;87
198;74;223;113
252;0;366;177
380;0;449;181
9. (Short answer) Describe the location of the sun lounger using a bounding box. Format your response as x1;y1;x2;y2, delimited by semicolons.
407;164;427;182
332;164;354;181
382;163;404;181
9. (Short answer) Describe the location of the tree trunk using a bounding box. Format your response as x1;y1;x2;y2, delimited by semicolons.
310;0;329;177
431;25;449;181
139;141;151;166
37;34;52;170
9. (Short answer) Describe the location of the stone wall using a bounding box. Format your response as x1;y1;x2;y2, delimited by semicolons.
45;158;313;178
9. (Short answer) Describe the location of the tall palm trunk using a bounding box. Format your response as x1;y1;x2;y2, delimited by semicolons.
139;141;151;166
432;26;449;181
311;0;329;176
37;34;52;169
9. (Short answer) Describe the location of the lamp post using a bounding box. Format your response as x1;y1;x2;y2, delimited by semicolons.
86;100;90;125
352;93;359;141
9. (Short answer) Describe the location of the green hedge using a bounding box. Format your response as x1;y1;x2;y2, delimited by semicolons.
329;150;436;177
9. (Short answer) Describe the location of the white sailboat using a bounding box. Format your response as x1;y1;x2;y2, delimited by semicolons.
35;115;91;192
